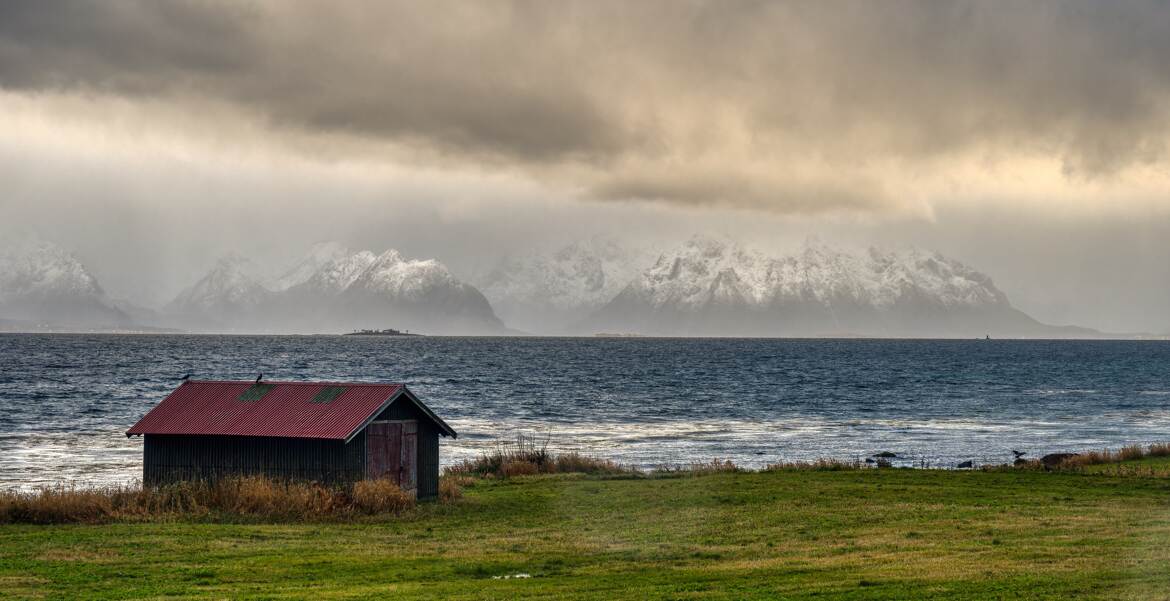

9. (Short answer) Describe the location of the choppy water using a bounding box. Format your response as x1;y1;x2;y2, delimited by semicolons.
1;334;1169;489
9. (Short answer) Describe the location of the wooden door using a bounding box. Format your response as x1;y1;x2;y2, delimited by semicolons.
366;422;402;481
401;421;418;490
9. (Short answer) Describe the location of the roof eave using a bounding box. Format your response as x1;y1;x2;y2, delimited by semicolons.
400;386;458;439
341;386;458;443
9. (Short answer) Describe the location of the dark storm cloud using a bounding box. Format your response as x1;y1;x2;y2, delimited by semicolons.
0;1;255;88
2;1;1170;210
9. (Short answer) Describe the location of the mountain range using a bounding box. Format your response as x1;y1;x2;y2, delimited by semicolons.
580;237;1097;338
164;243;505;334
0;237;1118;338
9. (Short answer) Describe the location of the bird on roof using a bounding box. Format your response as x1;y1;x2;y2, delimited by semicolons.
255;373;264;384
180;374;192;381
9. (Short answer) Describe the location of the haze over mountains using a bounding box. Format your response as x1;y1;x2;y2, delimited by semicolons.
473;237;654;334
0;236;1119;338
164;242;504;335
0;239;133;331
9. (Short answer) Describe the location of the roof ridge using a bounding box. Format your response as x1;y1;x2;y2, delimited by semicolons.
126;381;449;441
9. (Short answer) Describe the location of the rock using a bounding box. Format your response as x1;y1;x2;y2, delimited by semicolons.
956;460;974;469
1014;458;1030;466
1040;453;1079;469
873;451;897;458
864;458;876;464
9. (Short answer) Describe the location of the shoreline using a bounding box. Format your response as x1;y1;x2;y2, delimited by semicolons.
3;440;1166;497
5;435;1170;493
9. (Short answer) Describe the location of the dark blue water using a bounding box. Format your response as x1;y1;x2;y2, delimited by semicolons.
2;334;1169;488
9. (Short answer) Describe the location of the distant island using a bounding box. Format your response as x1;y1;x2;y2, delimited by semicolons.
343;328;422;337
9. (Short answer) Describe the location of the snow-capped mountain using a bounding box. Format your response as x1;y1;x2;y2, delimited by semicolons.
585;237;1096;338
338;249;503;334
169;244;505;334
475;237;654;333
0;239;130;328
349;250;462;298
270;241;351;291
293;250;378;295
165;255;271;330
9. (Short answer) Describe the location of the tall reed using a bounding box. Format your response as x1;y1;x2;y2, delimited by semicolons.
0;476;422;525
444;434;631;479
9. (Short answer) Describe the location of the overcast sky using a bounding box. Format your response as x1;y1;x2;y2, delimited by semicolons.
1;1;1169;332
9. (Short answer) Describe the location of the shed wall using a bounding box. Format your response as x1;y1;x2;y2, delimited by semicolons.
143;433;366;486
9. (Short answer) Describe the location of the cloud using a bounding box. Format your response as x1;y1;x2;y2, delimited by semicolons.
2;0;1170;213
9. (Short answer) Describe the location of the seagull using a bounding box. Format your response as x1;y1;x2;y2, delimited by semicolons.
255;373;264;384
1011;450;1026;459
180;374;192;381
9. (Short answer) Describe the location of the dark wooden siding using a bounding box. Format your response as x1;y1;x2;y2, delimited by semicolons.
143;433;366;486
417;420;440;499
375;398;441;499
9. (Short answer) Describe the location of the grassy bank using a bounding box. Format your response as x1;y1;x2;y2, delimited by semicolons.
4;460;1170;599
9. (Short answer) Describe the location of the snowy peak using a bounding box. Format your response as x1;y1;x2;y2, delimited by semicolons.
296;250;377;294
0;239;105;300
272;241;351;291
351;250;459;298
0;238;129;328
167;255;270;314
630;236;769;308
864;247;1008;308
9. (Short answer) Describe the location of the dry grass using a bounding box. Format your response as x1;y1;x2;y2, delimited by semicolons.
764;458;864;471
653;459;742;476
1050;442;1170;469
553;452;627;475
351;479;415;514
0;486;120;524
438;476;465;503
499;460;540;478
0;477;417;524
1148;442;1170;457
444;434;632;479
1060;446;1136;468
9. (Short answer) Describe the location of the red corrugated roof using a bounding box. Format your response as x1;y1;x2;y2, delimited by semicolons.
127;380;421;441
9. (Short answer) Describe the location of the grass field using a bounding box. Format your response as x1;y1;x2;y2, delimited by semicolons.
4;463;1170;600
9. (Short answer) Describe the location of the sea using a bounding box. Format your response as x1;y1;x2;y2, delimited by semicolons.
2;334;1169;489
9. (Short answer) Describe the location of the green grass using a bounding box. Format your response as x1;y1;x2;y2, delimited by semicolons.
4;468;1170;599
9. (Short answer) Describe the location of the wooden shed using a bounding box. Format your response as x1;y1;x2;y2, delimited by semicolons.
126;380;457;499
